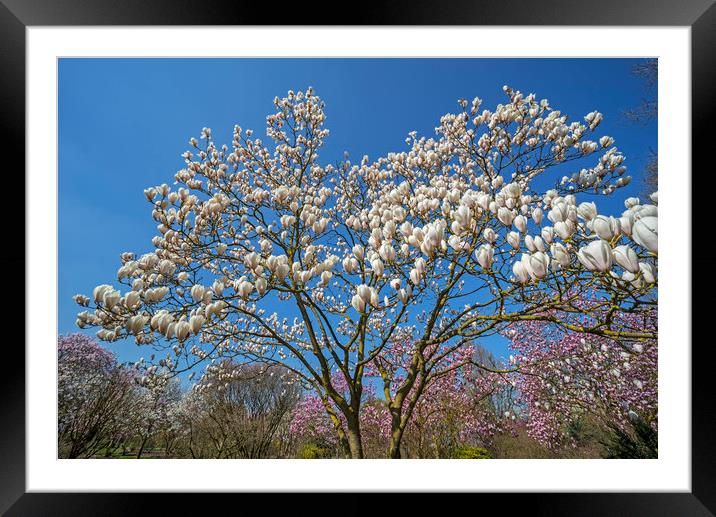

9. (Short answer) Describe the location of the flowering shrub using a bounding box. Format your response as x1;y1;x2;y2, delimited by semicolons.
73;87;657;458
299;443;331;459
452;446;492;459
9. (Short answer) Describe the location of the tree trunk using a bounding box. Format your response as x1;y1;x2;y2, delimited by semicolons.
388;412;404;459
345;415;364;459
136;435;149;459
388;431;404;459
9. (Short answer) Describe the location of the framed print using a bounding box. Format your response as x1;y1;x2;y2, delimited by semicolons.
2;0;714;514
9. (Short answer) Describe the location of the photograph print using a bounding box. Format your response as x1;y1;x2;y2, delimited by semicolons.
58;58;658;460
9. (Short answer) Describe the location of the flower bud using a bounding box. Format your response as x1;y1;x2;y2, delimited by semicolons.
592;215;619;240
483;228;496;243
351;294;366;313
191;284;205;303
512;262;530;284
497;207;515;226
550;243;570;268
532;207;543;225
577;202;597;221
639;262;656;284
475;244;494;269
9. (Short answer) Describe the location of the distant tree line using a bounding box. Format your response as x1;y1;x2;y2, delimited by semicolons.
58;332;656;459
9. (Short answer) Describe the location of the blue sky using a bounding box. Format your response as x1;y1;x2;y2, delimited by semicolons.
58;58;657;379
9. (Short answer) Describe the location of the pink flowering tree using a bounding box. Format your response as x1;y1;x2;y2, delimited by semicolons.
287;372;385;456
398;355;506;458
289;345;508;458
365;338;509;457
504;302;657;448
58;334;143;458
74;86;657;458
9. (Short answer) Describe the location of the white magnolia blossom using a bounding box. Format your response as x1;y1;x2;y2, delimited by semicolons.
619;214;634;236
512;261;530;284
236;278;253;299
158;259;176;276
522;252;550;280
189;315;205;334
379;243;396;262
612;245;640;274
351;284;378;313
577;202;598;221
624;197;640;209
190;284;205;303
548;202;569;224
631;216;658;253
525;235;536;253
577;240;614;272
73;294;90;306
497;207;515;226
475;244;494;269
554;220;575;240
175;320;191;341
452;205;472;234
483;228;496;243
541;227;554;244
532;207;543;225
93;284;117;306
591;215;620;240
639;262;656;284
525;235;546;253
125;291;142;310
352;244;364;261
371;258;385;277
550;243;570;268
126;314;147;334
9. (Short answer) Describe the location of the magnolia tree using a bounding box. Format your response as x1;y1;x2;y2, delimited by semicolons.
74;86;658;458
58;334;142;458
177;360;299;458
504;302;658;448
131;377;182;458
396;348;507;458
289;355;506;458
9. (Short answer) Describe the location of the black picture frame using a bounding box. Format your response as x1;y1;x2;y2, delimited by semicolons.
2;1;713;514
